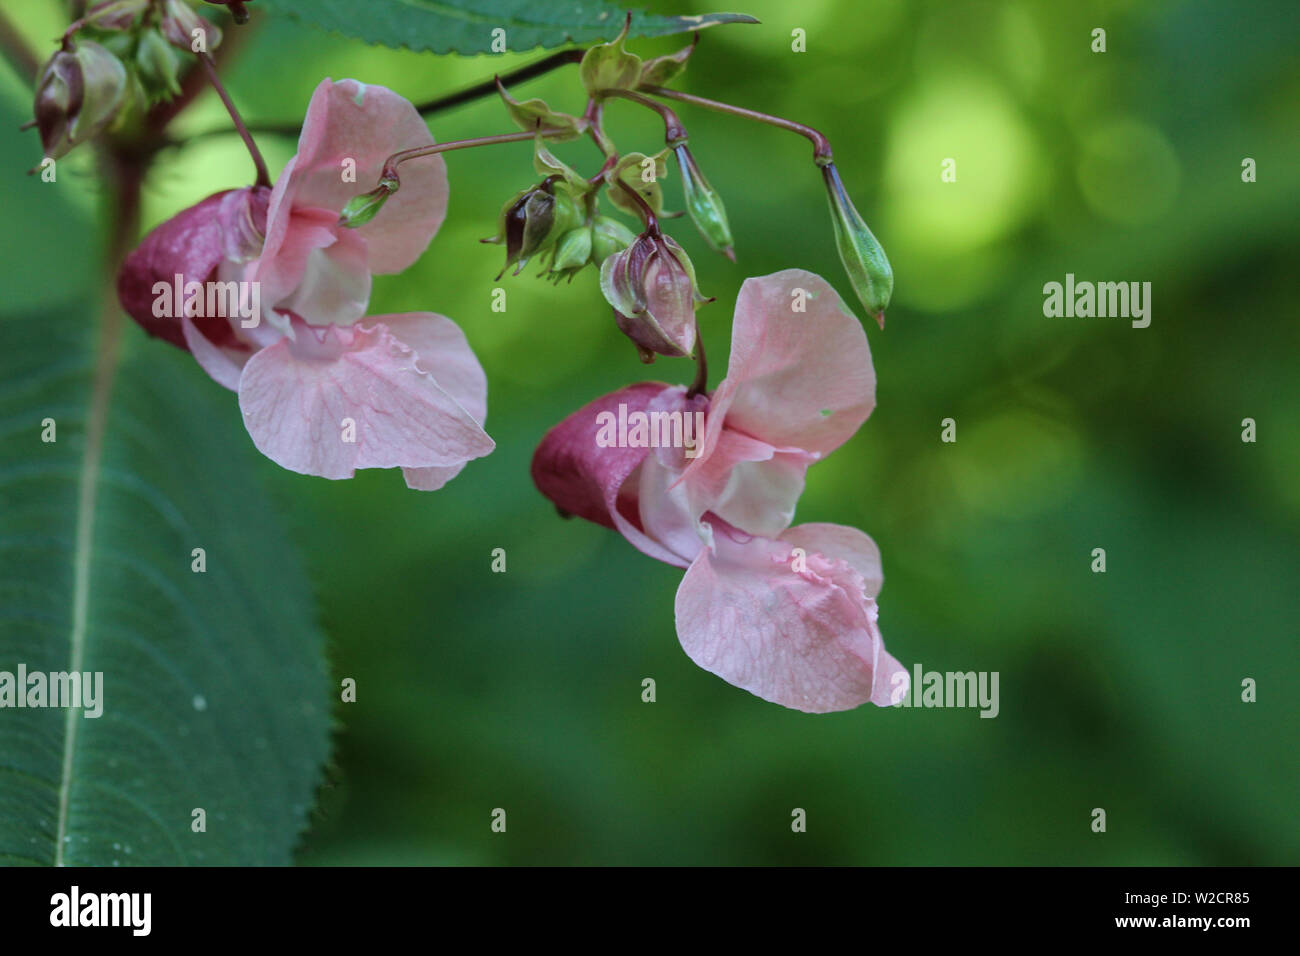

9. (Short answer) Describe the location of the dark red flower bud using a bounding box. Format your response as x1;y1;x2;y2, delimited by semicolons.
599;230;709;360
33;41;127;160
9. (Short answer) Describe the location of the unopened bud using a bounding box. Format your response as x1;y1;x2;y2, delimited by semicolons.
338;179;398;229
675;145;734;260
544;226;593;282
85;0;151;31
162;0;223;50
33;41;128;161
590;216;637;265
823;162;892;327
484;178;582;278
600;231;710;359
136;30;183;101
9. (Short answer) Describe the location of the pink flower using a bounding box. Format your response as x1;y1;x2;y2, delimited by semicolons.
532;269;906;712
118;78;493;488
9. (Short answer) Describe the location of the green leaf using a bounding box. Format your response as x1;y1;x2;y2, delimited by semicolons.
0;306;331;866
257;0;758;55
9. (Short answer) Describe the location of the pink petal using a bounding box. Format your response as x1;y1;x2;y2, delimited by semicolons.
375;313;487;422
707;448;812;538
402;463;466;492
674;519;901;713
370;312;489;492
181;315;252;391
531;383;690;567
249;206;372;329
635;456;708;566
275;216;372;327
712;269;875;460
237;319;494;480
264;79;447;276
780;523;884;600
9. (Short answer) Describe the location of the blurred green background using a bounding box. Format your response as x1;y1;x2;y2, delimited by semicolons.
2;0;1297;864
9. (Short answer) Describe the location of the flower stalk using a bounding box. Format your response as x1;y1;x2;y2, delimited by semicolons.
197;49;269;187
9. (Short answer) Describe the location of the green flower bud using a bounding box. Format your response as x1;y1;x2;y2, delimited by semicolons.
338;179;398;229
822;162;893;327
98;31;136;59
136;29;184;101
675;145;734;260
590;216;637;265
33;41;128;160
483;178;583;278
543;226;593;283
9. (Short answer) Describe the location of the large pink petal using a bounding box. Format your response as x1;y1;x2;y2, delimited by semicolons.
376;313;487;422
531;383;690;567
716;269;875;458
674;519;901;713
265;79;447;275
373;312;489;492
237;319;493;480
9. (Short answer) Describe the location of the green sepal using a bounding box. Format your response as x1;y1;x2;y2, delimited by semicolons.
579;18;642;95
497;80;586;142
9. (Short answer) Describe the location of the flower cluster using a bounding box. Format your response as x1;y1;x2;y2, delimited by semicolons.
31;0;229;161
63;5;905;710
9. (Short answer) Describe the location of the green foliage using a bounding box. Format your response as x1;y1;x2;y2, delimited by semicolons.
257;0;757;55
0;309;331;865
